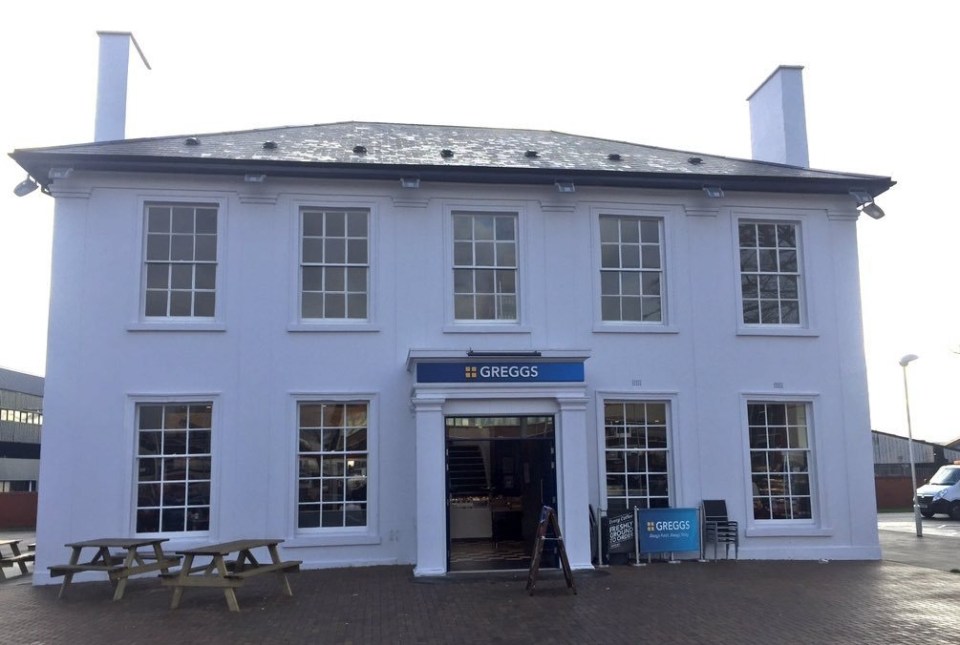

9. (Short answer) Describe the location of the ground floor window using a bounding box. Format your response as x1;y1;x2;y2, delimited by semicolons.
297;401;368;529
603;400;670;511
748;401;813;520
0;480;36;492
135;402;213;533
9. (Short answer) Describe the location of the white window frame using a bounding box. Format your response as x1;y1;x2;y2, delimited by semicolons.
286;392;380;547
590;205;680;334
126;393;223;539
129;195;227;332
732;210;816;337
595;392;680;513
442;202;531;333
288;198;380;333
740;393;830;537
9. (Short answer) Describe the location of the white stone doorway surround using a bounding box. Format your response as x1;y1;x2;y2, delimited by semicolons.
408;351;592;576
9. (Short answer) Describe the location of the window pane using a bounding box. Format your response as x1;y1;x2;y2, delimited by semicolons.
324;294;346;318
195;235;216;262
325;239;346;263
146;235;170;261
195;264;216;290
168;291;190;316
146;264;169;289
148;207;171;233
326;211;346;237
302;267;323;291
347;212;367;237
172;207;194;233
641;246;660;269
193;292;215;317
639;219;659;243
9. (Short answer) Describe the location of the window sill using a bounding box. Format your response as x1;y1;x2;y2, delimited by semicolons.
745;524;833;538
127;321;226;332
593;323;679;334
288;322;381;333
443;324;532;334
736;326;819;338
283;533;381;548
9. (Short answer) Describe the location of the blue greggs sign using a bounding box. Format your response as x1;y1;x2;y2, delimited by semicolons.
416;361;584;384
638;507;700;555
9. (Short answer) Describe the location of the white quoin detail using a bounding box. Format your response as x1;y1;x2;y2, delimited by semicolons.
747;65;809;168
95;31;151;142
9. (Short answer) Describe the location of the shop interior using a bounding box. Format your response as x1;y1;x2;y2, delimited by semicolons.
445;416;557;572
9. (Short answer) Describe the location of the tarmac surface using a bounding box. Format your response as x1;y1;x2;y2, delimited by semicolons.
2;516;960;644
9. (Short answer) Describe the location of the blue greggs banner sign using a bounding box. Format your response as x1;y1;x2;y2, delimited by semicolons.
638;507;700;555
416;361;584;384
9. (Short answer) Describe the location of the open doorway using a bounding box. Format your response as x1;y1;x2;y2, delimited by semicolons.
445;415;557;572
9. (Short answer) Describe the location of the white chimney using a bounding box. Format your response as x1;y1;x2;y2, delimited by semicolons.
747;65;809;167
95;31;150;142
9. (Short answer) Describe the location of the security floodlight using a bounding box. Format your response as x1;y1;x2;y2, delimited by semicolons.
13;176;39;197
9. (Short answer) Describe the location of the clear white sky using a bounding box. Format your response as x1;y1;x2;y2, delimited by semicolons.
1;1;957;442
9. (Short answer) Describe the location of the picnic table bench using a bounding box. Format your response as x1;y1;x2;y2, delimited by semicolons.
161;539;300;612
0;539;35;580
48;537;181;600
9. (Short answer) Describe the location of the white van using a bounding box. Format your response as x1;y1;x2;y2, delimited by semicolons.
916;464;960;519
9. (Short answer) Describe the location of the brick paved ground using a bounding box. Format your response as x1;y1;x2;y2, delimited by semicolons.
2;558;960;645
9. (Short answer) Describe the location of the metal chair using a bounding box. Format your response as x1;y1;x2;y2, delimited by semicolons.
701;499;739;560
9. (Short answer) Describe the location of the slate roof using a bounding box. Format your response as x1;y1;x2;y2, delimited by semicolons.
9;121;894;196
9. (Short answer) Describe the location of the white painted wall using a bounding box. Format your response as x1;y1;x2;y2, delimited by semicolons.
32;173;879;583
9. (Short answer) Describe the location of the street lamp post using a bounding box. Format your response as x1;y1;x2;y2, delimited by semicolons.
899;353;922;538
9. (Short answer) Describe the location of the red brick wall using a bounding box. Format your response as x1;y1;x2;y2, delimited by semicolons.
0;492;37;529
875;476;915;510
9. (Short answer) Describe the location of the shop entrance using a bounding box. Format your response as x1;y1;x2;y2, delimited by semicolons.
445;415;557;572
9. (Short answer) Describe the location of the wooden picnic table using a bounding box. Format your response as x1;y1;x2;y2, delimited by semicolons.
161;539;301;612
0;539;34;580
48;537;180;600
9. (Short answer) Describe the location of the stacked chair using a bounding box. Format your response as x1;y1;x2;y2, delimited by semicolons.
701;499;739;560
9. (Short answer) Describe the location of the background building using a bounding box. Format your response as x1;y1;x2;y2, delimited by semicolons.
871;429;960;510
0;367;43;528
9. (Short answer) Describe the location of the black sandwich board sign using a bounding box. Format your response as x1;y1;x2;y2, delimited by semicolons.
606;510;635;555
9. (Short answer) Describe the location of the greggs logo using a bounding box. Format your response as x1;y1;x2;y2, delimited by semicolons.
469;365;540;379
649;520;692;532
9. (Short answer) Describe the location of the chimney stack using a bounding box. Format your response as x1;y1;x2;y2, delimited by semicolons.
94;31;150;142
747;65;809;167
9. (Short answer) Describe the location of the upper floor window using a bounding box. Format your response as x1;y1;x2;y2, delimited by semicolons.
453;211;518;321
599;215;663;322
300;208;369;320
143;203;218;318
738;221;802;325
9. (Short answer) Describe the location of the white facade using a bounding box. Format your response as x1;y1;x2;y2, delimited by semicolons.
26;165;883;584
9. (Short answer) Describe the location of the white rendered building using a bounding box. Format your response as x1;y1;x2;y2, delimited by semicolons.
11;62;893;583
